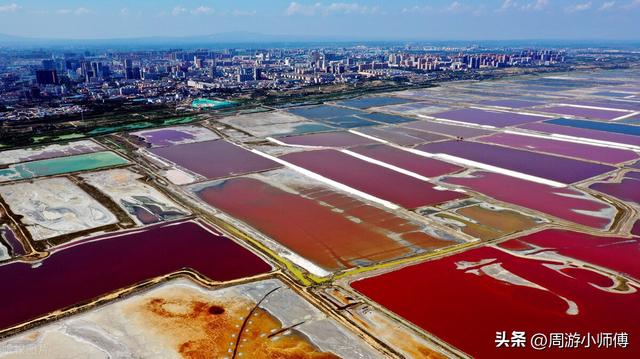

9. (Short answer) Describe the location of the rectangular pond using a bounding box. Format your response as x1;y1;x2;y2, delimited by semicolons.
402;120;494;139
131;125;219;148
0;140;104;166
348;144;462;178
276;131;375;148
418;140;616;184
545;118;640;137
281;149;466;209
477;132;639;164
148;140;281;180
354;126;449;146
518;122;640;147
288;105;377;128
0;151;129;182
537;105;630;121
431;108;546;127
192;174;458;274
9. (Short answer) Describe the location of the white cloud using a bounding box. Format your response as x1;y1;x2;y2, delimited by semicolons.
445;1;464;12
442;1;486;15
497;0;549;12
599;1;616;10
171;6;187;16
57;7;93;15
497;0;517;11
285;2;380;16
120;7;130;16
524;0;549;11
401;5;432;14
0;3;20;13
191;6;214;15
566;2;593;12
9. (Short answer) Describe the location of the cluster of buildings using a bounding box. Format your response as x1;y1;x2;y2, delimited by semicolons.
0;46;565;121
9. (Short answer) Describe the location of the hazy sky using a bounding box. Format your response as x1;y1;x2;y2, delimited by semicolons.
0;0;639;40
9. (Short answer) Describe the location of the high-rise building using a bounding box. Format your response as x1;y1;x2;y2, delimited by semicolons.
36;69;58;85
253;68;262;81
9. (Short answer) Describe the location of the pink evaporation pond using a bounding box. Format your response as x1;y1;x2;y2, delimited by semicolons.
348;144;462;178
590;171;640;206
443;171;614;229
536;105;630;121
632;220;640;236
134;129;200;147
281;149;465;209
477;133;639;164
418;141;616;184
480;99;545;108
519;122;640;147
430;108;545;127
355;126;449;146
276;131;375;147
0;220;271;332
352;230;640;358
149;139;280;179
565;100;640;112
402;120;493;139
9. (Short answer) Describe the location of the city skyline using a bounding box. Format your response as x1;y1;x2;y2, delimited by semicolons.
1;0;640;41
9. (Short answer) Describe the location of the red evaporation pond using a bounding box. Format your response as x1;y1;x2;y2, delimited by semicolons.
354;125;448;146
431;108;545;127
149;139;280;179
276;131;375;148
418;141;615;184
443;171;614;229
352;231;640;358
195;177;456;272
509;229;640;280
590;171;640;205
347;144;462;178
0;220;271;332
402;120;493;139
477;133;639;164
281;149;465;208
480;99;545;108
519;122;640;147
537;105;630;121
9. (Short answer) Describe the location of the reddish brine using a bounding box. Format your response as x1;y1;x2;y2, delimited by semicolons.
352;229;640;358
418;141;615;184
281;149;466;208
0;221;271;332
442;171;615;229
477;133;639;164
